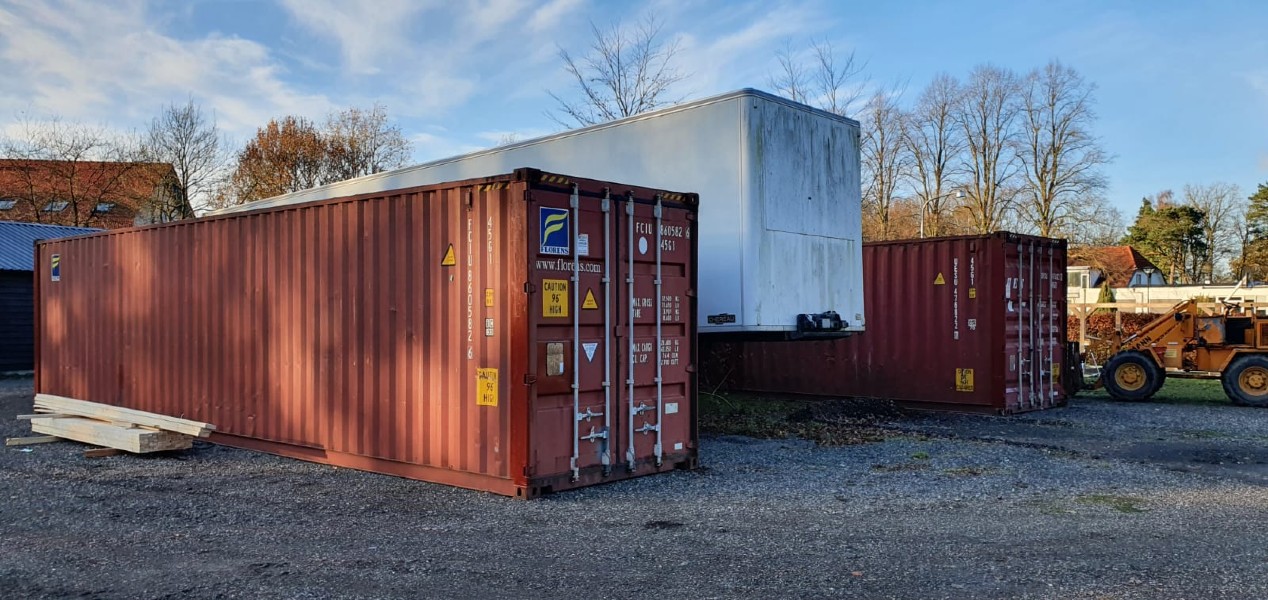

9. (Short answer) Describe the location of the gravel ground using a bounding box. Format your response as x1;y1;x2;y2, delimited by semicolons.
2;377;1267;599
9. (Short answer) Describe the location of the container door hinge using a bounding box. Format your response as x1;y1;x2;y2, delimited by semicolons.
523;190;533;203
523;374;537;385
524;282;537;293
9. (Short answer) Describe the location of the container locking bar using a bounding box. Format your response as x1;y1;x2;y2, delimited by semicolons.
625;192;637;472
569;184;581;482
600;190;613;475
653;194;664;466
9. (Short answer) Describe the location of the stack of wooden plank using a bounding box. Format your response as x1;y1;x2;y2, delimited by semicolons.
8;394;215;456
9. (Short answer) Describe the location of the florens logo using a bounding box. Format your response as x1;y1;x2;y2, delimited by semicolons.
540;207;569;255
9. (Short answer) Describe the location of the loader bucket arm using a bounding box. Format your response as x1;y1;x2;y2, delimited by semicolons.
1115;299;1196;357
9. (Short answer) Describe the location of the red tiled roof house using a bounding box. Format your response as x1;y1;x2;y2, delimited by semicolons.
0;159;186;229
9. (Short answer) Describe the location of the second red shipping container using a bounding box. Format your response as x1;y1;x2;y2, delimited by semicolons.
707;233;1069;413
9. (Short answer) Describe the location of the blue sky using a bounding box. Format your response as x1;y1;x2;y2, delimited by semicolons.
1;0;1265;221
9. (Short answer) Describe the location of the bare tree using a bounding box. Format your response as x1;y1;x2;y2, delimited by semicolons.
1184;182;1243;281
1017;61;1109;238
324;103;413;181
956;65;1022;234
143;98;228;217
770;41;811;105
1064;194;1125;246
550;15;684;127
903;73;963;237
860;89;911;241
1;116;162;227
769;40;867;116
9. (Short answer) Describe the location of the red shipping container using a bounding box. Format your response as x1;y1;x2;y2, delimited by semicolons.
34;169;698;497
709;233;1068;413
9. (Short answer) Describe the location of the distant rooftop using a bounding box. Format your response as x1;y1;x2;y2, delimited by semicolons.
1069;245;1163;287
0;220;99;272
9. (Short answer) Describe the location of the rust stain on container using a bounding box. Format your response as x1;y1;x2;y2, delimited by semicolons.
34;168;699;497
707;233;1068;414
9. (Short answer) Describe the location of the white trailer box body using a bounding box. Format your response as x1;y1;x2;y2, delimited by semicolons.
214;89;864;336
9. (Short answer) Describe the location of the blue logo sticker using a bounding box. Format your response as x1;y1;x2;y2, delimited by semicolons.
539;207;569;255
50;254;60;282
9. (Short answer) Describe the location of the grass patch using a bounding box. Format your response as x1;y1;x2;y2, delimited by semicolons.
910;451;930;461
698;392;894;446
1076;494;1148;513
1082;376;1230;406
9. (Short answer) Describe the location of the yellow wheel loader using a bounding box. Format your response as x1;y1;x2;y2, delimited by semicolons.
1099;293;1268;407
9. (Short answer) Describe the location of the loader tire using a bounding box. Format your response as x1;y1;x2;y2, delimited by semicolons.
1102;351;1162;402
1222;355;1268;407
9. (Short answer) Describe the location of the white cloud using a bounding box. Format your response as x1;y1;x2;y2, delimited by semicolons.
527;0;586;33
0;0;331;136
410;130;483;162
277;0;435;75
669;1;834;97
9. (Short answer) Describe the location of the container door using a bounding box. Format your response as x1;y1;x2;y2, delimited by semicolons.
527;182;695;485
528;184;614;482
1004;238;1064;412
613;191;694;473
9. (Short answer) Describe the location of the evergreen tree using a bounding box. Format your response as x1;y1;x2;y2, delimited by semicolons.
1123;196;1206;283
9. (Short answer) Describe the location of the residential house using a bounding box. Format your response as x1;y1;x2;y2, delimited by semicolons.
0;220;100;372
1067;245;1165;298
0;159;187;229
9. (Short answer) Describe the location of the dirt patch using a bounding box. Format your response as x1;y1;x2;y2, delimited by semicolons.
699;393;899;446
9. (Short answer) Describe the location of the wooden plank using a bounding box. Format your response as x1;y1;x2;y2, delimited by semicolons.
15;413;76;420
33;394;214;437
83;448;124;458
30;417;192;453
5;435;60;446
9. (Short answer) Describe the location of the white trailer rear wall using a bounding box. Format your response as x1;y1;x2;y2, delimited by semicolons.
213;89;865;336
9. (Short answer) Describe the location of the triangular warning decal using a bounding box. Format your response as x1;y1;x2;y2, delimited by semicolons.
441;244;457;266
582;289;599;309
934;272;945;285
582;342;598;362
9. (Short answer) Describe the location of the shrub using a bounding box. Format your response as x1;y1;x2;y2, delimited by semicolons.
1067;312;1159;365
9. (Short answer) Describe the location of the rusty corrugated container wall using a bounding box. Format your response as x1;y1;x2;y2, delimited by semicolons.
35;169;699;497
709;233;1068;413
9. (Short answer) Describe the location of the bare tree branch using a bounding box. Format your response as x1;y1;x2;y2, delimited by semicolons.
1017;61;1110;238
902;73;963;236
860;89;911;241
1184;181;1243;279
549;14;684;127
768;39;868;117
324;103;413;181
143;98;229;217
956;64;1023;234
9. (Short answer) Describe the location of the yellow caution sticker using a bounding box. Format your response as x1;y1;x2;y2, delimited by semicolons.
582;289;599;310
485;288;494;307
476;368;498;406
955;368;974;392
441;244;457;267
542;279;569;317
1052;363;1060;380
968;287;976;299
934;272;945;285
